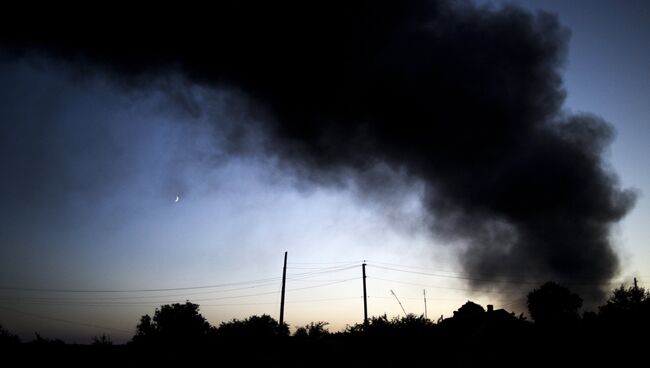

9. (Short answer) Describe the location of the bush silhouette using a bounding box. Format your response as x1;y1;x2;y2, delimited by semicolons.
527;282;582;327
132;301;212;346
8;281;650;366
217;314;288;340
345;313;435;338
92;333;113;346
0;324;20;346
31;333;65;346
294;321;329;339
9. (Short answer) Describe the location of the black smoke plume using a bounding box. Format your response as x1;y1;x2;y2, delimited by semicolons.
1;0;636;300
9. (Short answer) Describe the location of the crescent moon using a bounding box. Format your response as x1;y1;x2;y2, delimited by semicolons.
175;195;180;203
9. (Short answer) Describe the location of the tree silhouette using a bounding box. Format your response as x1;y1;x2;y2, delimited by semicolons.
599;282;650;329
600;283;648;314
527;282;582;327
132;301;212;346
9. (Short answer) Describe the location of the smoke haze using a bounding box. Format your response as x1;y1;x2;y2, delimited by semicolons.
1;0;637;300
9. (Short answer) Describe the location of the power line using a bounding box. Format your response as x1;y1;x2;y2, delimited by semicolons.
203;296;362;307
0;278;361;306
286;265;359;278
369;265;540;285
367;261;649;285
368;264;635;286
367;260;471;274
0;277;283;293
286;262;361;270
0;265;359;294
368;295;471;302
288;260;364;265
0;280;283;302
287;278;358;283
0;305;132;334
367;276;523;295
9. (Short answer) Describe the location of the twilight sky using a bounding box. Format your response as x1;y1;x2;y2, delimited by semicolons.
1;0;649;343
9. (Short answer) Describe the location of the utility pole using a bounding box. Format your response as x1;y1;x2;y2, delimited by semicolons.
423;289;428;319
279;251;287;330
634;277;638;289
391;289;407;316
362;262;368;326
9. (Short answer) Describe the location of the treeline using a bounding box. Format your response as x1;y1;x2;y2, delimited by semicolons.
2;281;649;367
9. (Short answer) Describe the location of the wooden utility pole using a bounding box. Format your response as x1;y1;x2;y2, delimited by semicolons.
362;262;368;326
423;289;428;319
279;251;287;329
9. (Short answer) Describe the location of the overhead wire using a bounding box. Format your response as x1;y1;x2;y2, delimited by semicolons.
288;260;364;265
368;295;473;302
0;264;359;295
0;277;361;307
367;276;523;295
0;305;133;334
2;258;644;331
0;280;284;302
0;276;284;293
203;296;362;307
367;264;639;287
367;260;648;284
286;262;360;270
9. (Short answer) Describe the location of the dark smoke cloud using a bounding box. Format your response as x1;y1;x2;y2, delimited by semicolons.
1;0;636;300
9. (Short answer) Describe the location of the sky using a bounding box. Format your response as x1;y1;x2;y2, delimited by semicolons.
1;0;649;343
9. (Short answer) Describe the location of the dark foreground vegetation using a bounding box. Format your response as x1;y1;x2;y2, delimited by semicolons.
2;282;649;367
